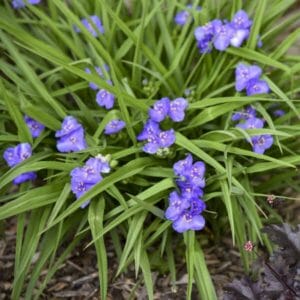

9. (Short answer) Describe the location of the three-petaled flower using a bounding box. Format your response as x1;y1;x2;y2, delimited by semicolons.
3;143;37;184
55;116;87;153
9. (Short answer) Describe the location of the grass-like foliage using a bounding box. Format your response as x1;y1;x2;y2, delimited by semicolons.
0;0;300;299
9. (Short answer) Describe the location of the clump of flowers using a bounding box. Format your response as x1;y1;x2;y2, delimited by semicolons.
12;0;41;9
3;143;37;184
24;115;45;138
233;63;273;154
232;105;274;154
194;10;252;52
74;15;104;37
137;120;175;154
137;97;188;154
235;63;269;95
55;116;87;153
165;154;206;233
70;155;111;208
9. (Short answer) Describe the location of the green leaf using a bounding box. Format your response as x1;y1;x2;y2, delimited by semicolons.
88;197;108;300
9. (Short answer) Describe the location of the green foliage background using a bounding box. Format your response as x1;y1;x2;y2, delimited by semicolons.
0;0;300;299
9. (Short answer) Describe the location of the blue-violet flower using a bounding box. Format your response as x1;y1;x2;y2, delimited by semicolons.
96;89;115;110
24;115;45;138
104;119;126;135
251;134;274;154
235;63;262;92
3;143;37;184
70;155;111;208
55;116;87;153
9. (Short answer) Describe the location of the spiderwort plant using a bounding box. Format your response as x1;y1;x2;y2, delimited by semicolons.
0;2;299;300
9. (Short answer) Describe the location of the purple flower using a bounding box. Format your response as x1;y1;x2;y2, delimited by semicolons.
174;5;201;26
56;128;87;153
230;10;252;48
177;181;204;200
71;158;104;184
96;89;115;109
174;10;190;26
148;97;170;122
3;147;20;167
231;106;256;121
172;211;205;233
70;155;111;208
55;116;82;138
194;22;215;53
137;120;176;154
165;191;190;221
94;154;111;173
190;198;206;215
251;134;273;154
24;116;45;138
137;120;160;141
187;161;206;187
173;154;205;187
167;154;207;233
173;153;193;178
235;64;262;92
75;15;104;37
12;0;40;9
237;117;264;130
157;129;176;148
13;172;37;185
246;78;270;96
104;119;126;135
273;109;285;117
142;137;160;154
142;129;176;154
3;143;37;184
55;116;87;153
230;29;250;48
85;65;110;90
231;10;252;30
169;98;188;122
212;20;235;51
3;143;32;167
71;178;95;200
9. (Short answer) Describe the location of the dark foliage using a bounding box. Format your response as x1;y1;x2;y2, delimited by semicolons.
224;223;300;300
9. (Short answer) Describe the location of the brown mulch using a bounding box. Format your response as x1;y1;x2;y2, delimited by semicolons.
0;198;299;300
0;220;244;300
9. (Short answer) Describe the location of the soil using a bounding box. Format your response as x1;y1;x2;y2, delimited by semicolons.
0;198;299;300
